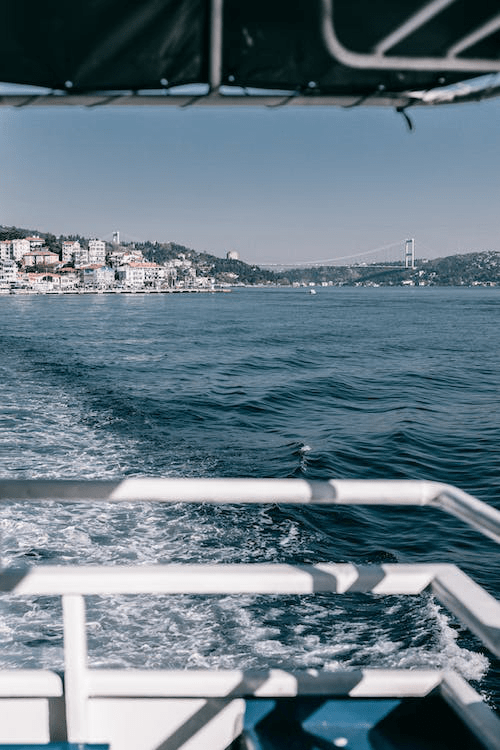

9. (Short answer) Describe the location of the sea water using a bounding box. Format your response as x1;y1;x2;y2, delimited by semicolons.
0;287;499;707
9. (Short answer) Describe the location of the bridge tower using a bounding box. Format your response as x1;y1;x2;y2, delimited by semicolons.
404;238;415;269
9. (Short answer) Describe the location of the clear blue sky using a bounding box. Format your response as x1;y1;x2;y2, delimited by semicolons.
1;98;499;266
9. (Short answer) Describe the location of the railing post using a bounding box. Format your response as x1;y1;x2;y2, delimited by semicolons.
62;594;88;743
209;0;223;92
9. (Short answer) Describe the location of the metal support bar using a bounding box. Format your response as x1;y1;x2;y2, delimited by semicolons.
320;0;500;72
62;594;88;743
373;0;455;55
447;14;500;58
209;0;224;92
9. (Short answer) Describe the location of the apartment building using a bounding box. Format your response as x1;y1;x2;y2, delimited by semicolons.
12;238;30;261
88;239;106;265
22;250;60;267
0;240;12;261
0;259;17;284
61;240;81;264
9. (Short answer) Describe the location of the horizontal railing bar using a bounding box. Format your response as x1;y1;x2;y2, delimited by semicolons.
0;563;442;596
3;562;499;656
87;668;443;698
1;478;499;542
0;670;63;697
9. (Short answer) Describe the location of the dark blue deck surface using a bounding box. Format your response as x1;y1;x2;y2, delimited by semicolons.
239;696;486;749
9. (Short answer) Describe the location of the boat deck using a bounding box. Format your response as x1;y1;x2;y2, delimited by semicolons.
0;478;498;750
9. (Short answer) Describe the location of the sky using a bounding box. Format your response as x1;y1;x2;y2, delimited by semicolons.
1;95;500;266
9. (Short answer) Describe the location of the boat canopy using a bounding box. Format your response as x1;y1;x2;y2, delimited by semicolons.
1;0;500;107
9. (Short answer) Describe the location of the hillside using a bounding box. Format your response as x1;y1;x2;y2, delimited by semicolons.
137;241;279;285
2;226;500;286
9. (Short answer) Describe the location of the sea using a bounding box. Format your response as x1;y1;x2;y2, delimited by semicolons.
0;286;499;711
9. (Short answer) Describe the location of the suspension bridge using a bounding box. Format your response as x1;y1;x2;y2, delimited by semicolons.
99;230;423;272
261;239;417;270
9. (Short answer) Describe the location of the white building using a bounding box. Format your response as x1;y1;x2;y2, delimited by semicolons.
12;238;30;261
74;245;89;267
80;265;115;288
88;239;106;265
26;236;44;249
0;259;17;284
121;250;144;265
0;240;12;260
61;240;81;264
117;261;160;288
158;265;177;287
194;274;215;289
24;272;60;292
22;250;60;267
58;268;79;289
108;251;126;269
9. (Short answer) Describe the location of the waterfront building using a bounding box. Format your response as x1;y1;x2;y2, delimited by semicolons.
174;266;197;288
194;274;215;289
0;259;17;284
58;268;79;289
143;262;163;286
117;261;165;288
158;265;177;287
22;272;60;292
80;265;115;288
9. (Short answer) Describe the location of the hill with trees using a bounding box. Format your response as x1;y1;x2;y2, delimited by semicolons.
2;225;500;286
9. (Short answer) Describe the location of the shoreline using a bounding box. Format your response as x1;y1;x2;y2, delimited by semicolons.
0;287;231;296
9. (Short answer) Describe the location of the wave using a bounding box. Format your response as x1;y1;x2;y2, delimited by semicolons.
0;289;499;701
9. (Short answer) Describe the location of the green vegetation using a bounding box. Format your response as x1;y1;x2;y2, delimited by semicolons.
2;226;500;286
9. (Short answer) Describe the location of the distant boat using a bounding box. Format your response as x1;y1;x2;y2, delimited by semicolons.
309;288;317;294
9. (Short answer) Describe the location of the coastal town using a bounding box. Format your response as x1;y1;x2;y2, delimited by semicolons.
2;228;500;292
0;233;226;294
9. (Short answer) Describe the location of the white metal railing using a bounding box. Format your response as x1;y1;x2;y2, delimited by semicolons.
1;477;500;542
0;478;499;749
320;0;500;73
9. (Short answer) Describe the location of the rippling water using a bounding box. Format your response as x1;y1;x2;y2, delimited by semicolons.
0;287;499;707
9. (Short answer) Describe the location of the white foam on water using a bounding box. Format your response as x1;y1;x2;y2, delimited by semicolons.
0;349;490;686
0;495;490;688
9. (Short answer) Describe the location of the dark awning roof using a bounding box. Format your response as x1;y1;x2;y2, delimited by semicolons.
1;0;500;107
